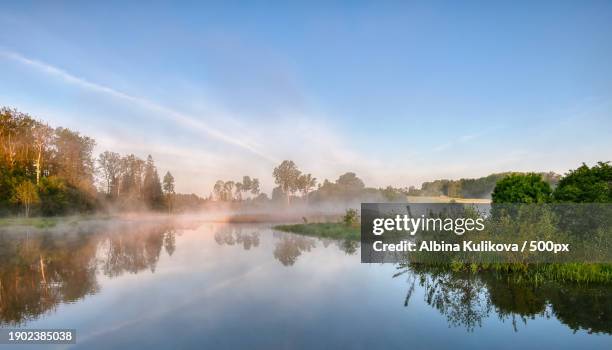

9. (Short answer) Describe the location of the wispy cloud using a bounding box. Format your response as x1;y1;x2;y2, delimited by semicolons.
0;49;277;163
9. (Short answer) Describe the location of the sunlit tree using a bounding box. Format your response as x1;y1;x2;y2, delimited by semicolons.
97;151;121;197
273;160;301;204
12;180;39;217
297;173;317;200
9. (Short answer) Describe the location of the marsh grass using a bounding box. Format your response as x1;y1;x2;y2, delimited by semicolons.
276;219;612;284
274;222;360;241
0;215;109;229
0;217;59;228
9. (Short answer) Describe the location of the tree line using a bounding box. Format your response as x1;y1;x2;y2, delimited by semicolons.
1;107;176;216
406;172;561;199
491;162;612;204
213;176;261;201
3;106;609;216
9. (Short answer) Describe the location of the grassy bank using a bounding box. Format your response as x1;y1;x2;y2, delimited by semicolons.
274;222;360;241
274;222;611;284
0;215;110;229
0;217;62;228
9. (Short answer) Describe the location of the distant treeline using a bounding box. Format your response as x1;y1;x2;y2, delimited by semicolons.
405;172;561;199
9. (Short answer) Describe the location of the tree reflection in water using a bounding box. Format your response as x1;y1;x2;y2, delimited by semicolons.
214;227;260;250
273;232;316;266
212;227;358;266
271;231;358;266
0;222;177;326
397;264;612;334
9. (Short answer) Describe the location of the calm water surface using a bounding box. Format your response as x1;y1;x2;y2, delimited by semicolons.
0;221;610;349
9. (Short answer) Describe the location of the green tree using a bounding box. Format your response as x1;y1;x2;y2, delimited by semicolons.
223;181;235;201
250;178;260;196
491;173;552;204
234;182;244;200
32;122;53;185
296;173;317;200
336;172;365;200
98;151;122;197
342;208;359;226
162;171;175;194
163;171;175;212
273;160;301;204
53;127;96;192
12;180;39;217
240;176;252;199
553;162;612;203
142;155;164;209
38;176;69;215
271;186;287;203
213;180;225;201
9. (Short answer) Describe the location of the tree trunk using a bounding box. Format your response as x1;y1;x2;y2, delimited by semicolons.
39;255;47;285
35;147;42;185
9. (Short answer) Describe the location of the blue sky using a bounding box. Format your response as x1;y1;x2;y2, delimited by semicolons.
1;1;611;195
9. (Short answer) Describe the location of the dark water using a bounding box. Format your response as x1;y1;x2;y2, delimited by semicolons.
0;221;610;349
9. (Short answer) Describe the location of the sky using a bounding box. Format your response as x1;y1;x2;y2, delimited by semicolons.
1;1;611;196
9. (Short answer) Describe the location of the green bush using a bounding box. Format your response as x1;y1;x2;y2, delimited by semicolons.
553;162;612;203
342;208;359;226
492;173;552;204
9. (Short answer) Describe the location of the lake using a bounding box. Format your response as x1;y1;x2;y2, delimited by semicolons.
0;220;610;349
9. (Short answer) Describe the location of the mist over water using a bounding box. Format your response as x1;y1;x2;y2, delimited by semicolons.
0;219;610;349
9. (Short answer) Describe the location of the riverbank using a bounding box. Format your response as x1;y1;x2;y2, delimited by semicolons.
274;222;360;241
274;222;612;284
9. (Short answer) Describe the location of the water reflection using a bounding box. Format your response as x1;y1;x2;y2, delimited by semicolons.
0;222;178;326
272;232;316;266
0;231;99;326
269;231;358;266
212;227;358;266
214;227;260;250
0;221;610;343
399;264;612;334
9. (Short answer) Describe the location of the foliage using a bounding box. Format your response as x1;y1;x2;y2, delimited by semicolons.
381;186;405;201
553;162;612;203
309;172;366;203
342;208;359;226
408;172;560;199
213;176;260;201
491;173;552;203
272;160;302;202
38;176;69;216
274;222;360;241
11;181;39;217
142;155;164;209
0;107;176;216
162;171;175;194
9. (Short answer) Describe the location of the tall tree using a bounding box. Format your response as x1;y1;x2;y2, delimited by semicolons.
272;160;301;204
52;127;96;193
241;176;252;199
297;173;317;199
142;155;164;209
250;178;260;196
162;171;175;194
162;171;175;212
32;122;53;185
235;182;243;201
223;181;235;201
98;151;122;197
119;154;144;200
213;180;225;201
